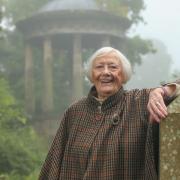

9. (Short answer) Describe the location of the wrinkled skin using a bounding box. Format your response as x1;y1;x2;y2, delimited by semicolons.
148;85;177;123
91;52;123;100
148;88;168;123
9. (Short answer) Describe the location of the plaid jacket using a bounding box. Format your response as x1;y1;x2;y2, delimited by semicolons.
39;87;159;180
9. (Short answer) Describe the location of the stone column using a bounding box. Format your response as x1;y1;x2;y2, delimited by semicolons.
115;37;125;50
159;96;180;179
72;34;83;101
25;43;35;114
101;36;111;46
42;37;54;113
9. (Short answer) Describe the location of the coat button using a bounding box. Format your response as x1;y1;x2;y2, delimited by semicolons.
111;114;119;125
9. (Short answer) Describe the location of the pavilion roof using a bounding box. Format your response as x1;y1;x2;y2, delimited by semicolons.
38;0;100;13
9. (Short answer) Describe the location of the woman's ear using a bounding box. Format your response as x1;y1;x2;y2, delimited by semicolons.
89;74;93;83
119;67;125;84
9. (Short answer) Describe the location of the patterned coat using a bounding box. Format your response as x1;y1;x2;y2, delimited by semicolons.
39;87;160;180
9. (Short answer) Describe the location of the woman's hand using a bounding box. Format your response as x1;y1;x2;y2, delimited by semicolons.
147;87;168;123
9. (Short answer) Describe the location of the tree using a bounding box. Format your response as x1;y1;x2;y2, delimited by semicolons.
1;0;49;23
126;39;172;89
0;78;46;179
0;1;5;38
95;0;154;65
96;0;145;23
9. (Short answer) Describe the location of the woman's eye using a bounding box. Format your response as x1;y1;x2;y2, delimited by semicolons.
95;65;103;69
110;65;117;69
109;65;118;70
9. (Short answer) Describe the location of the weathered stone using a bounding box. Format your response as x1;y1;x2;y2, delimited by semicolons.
42;37;54;113
159;96;180;180
25;43;35;114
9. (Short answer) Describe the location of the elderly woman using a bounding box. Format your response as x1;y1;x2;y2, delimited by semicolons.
39;47;179;180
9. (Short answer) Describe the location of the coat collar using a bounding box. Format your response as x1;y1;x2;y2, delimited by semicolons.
87;86;125;112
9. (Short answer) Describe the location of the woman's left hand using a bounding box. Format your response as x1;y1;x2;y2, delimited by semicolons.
147;87;168;123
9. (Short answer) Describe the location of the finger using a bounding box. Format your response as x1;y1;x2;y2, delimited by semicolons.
149;100;167;119
149;114;160;123
149;114;156;123
148;104;161;123
155;101;168;117
157;96;168;111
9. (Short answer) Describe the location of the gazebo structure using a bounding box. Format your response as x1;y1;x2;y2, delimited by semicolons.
17;0;130;114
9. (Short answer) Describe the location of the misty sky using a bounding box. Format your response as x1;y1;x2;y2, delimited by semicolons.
130;0;180;72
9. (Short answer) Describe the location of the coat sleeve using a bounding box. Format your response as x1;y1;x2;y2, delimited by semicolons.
39;110;70;180
162;80;180;105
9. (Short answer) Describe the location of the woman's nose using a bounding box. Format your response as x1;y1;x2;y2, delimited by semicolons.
103;65;110;74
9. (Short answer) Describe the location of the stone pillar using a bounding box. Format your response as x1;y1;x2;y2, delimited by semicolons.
115;37;125;50
159;96;180;179
101;36;111;46
25;43;35;114
72;34;83;101
42;37;54;113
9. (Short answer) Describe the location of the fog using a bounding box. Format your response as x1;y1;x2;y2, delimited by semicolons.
131;0;180;72
1;1;180;178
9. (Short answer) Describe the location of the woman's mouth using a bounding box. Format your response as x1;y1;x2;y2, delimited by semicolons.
100;79;113;85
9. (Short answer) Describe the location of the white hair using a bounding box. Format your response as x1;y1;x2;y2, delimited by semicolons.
86;47;132;84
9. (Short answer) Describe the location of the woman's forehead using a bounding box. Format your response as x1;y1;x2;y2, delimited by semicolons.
94;52;120;63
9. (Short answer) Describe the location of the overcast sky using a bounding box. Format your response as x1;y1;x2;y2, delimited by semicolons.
130;0;180;72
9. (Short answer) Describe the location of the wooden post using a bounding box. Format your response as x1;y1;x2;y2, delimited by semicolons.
42;37;54;113
25;43;35;114
72;34;83;101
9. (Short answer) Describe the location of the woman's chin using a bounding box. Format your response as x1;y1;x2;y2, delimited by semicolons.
98;88;115;98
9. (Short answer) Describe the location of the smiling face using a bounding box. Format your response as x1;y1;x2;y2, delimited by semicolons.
91;51;124;99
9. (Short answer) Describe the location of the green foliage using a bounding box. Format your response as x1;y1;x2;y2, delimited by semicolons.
2;0;49;22
0;4;2;23
122;35;155;65
95;0;153;65
0;78;46;179
96;0;145;23
0;31;25;103
0;78;15;105
96;0;129;17
0;2;4;38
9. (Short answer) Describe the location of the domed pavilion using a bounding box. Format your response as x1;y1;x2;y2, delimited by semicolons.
17;0;130;114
